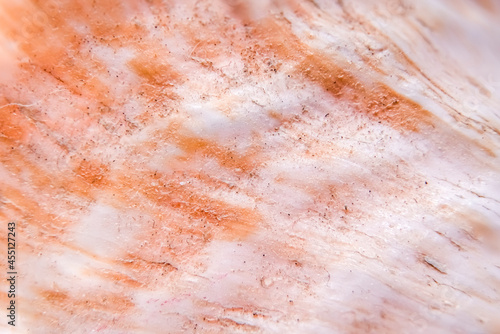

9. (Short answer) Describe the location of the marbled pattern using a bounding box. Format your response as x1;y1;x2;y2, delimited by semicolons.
1;0;499;333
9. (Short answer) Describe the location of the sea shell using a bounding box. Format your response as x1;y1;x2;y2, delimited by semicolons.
1;0;499;333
